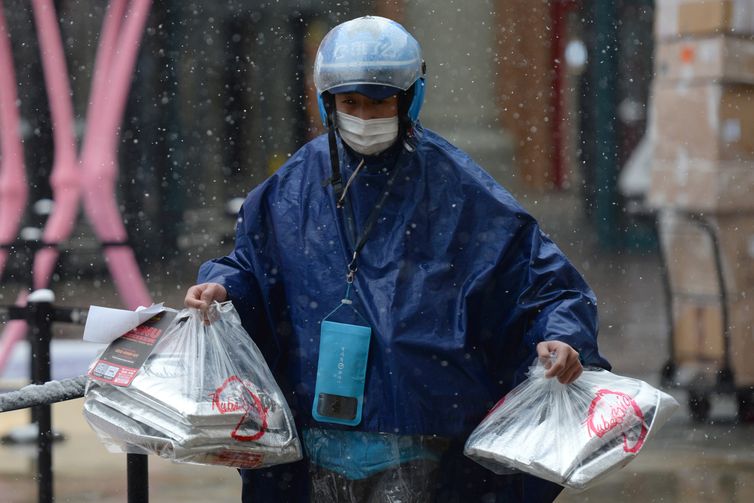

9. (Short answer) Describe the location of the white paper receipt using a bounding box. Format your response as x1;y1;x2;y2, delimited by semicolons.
82;303;170;344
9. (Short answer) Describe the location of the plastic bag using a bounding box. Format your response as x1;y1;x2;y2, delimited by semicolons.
83;301;302;469
464;359;679;490
304;427;450;501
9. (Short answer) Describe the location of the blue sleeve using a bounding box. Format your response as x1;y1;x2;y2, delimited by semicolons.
515;222;610;370
475;216;610;388
197;203;261;311
196;184;281;365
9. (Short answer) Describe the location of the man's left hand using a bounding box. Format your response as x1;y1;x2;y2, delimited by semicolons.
536;340;583;384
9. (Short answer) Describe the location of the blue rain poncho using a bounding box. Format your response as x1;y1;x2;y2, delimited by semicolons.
198;125;610;501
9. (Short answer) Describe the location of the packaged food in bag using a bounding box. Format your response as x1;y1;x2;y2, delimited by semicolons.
83;301;302;469
464;359;679;490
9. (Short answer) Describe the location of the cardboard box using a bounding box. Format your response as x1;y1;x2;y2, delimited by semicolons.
651;82;754;162
655;36;754;84
730;296;754;386
658;209;754;297
672;296;726;364
648;159;754;212
656;0;754;39
672;291;754;386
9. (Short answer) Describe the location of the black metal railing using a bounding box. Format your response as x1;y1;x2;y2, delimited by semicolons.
0;293;149;503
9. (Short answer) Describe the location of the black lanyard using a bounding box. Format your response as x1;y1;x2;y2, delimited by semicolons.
338;146;412;284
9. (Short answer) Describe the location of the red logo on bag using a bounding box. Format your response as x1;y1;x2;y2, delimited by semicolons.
211;450;265;468
210;375;268;441
586;389;647;453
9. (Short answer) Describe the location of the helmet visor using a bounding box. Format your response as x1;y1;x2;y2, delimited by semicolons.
328;84;400;99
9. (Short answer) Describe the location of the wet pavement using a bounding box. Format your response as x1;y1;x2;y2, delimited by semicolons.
2;187;754;502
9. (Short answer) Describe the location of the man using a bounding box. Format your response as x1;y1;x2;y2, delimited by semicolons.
186;16;609;502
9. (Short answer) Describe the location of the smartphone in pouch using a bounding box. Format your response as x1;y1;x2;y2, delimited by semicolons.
317;393;359;421
312;319;371;426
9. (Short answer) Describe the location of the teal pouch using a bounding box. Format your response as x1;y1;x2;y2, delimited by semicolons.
312;301;371;426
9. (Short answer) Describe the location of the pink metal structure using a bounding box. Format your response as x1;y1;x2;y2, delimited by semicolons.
0;2;28;276
0;3;30;375
80;0;153;308
0;0;154;375
31;0;82;291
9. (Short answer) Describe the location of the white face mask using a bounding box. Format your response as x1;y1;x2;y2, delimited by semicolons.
336;112;399;156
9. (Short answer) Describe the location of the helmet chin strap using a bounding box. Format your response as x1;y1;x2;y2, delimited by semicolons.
321;93;345;207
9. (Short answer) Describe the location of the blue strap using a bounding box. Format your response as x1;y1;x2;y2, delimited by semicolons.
322;284;369;326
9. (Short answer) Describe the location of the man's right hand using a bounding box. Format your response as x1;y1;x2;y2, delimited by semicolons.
184;283;228;313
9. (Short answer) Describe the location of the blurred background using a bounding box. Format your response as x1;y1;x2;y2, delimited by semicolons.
0;0;660;273
1;0;753;501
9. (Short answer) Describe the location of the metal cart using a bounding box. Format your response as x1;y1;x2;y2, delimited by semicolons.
657;212;753;423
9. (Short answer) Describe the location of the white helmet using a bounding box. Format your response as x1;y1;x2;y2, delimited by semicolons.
313;16;425;124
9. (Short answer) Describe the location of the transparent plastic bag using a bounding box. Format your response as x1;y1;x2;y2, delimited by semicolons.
464;359;679;490
304;427;450;501
83;301;302;469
